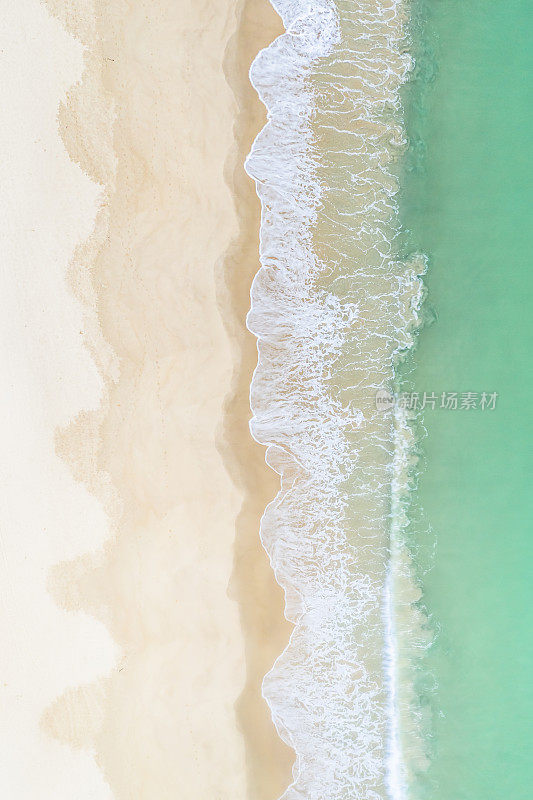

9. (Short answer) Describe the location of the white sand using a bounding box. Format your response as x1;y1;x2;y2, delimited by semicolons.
0;1;115;797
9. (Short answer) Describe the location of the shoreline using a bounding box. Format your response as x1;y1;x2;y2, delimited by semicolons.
244;0;425;797
220;1;295;798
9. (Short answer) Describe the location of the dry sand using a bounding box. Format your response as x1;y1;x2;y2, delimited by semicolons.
1;0;292;798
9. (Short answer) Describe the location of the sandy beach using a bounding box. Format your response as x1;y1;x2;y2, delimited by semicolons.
1;0;291;798
5;2;528;799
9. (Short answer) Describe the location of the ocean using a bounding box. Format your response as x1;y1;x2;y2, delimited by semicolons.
400;1;533;798
246;0;533;798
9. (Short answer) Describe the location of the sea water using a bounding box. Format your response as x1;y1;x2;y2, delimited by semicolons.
400;1;533;799
246;0;533;798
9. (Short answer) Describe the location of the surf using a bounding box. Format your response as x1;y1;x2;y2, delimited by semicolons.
245;1;425;797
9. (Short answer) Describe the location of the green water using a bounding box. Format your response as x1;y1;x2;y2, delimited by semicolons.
400;1;533;798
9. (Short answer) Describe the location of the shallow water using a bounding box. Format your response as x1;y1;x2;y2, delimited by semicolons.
246;1;422;798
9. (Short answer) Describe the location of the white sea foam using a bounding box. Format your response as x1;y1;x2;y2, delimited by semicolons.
245;1;423;798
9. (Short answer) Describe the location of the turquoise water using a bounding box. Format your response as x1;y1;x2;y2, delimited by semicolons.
401;1;533;798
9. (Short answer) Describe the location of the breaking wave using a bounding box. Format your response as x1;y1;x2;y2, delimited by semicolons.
245;1;426;797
